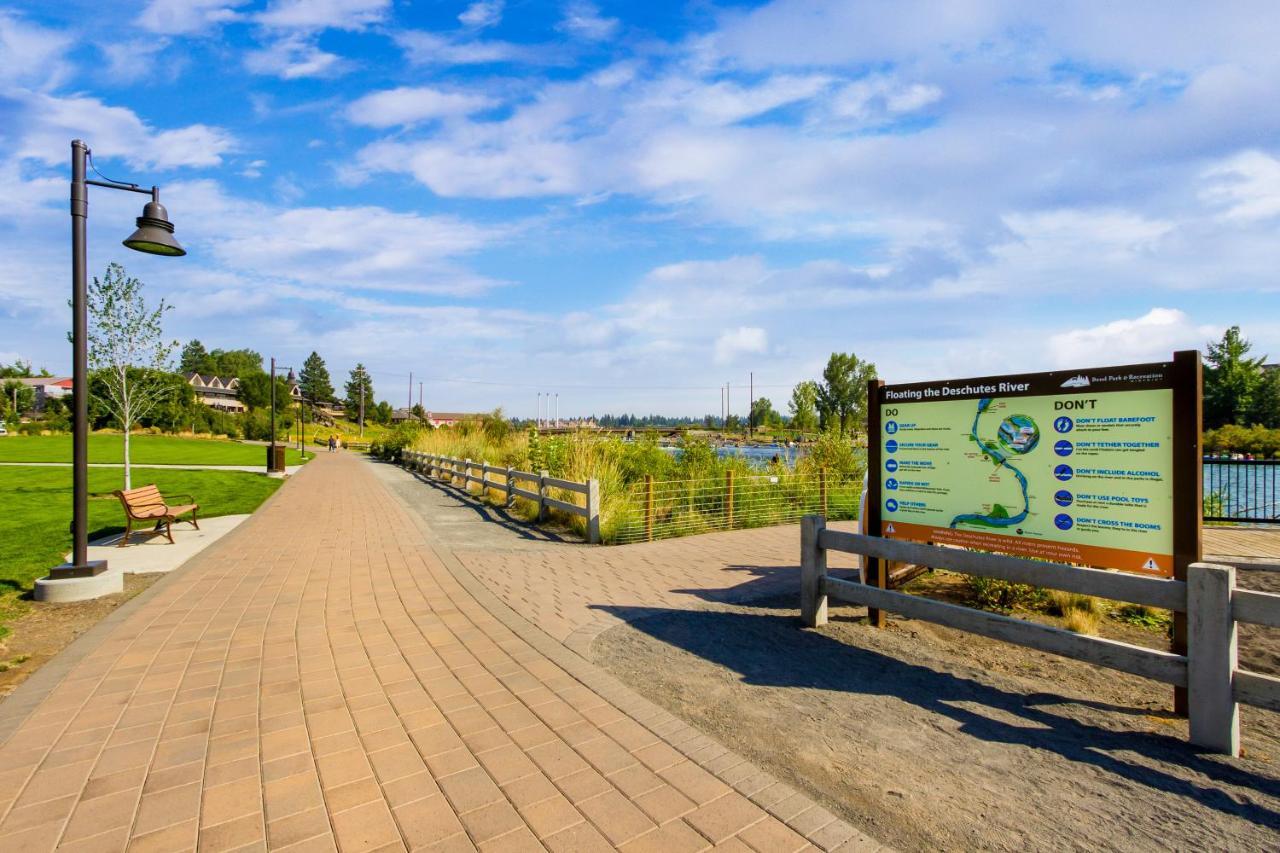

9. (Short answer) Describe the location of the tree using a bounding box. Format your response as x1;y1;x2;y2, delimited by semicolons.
85;263;176;489
209;348;263;378
1204;327;1265;428
816;352;877;434
1248;368;1280;429
0;360;33;378
299;351;334;404
788;380;819;431
3;378;35;419
373;401;393;425
749;396;781;432
236;372;293;413
345;364;373;425
179;339;214;374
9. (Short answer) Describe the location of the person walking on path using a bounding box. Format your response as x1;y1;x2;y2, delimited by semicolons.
327;434;336;452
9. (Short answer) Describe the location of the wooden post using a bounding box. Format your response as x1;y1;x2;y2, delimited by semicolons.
505;467;514;507
1172;349;1204;716
820;467;828;517
464;458;472;493
801;515;828;627
586;479;601;544
866;379;887;628
725;469;735;529
538;469;550;522
645;474;654;542
1187;562;1239;755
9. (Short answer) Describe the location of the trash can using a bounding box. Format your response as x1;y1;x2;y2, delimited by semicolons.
267;444;286;472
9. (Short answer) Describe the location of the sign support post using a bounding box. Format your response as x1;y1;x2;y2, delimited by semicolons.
1171;349;1203;715
866;378;887;628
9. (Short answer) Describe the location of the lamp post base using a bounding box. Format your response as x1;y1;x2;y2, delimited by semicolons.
48;560;109;579
36;561;120;603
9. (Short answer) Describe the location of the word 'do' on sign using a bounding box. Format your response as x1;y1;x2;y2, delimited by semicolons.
868;353;1202;577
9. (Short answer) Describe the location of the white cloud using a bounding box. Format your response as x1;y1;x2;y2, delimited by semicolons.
346;87;497;128
459;0;504;29
394;29;545;66
1201;150;1280;222
135;0;247;35
245;35;350;79
714;326;769;365
12;92;236;171
0;12;74;89
1047;309;1218;368
559;2;619;41
255;0;390;31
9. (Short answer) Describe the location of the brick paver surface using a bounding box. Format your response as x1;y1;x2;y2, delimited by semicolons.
0;453;876;852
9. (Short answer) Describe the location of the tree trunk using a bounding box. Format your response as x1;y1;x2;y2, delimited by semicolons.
123;422;131;491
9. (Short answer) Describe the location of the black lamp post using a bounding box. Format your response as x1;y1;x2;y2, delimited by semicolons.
268;361;296;473
58;139;184;579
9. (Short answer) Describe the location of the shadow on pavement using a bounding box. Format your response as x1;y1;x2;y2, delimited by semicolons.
590;603;1280;829
404;469;575;543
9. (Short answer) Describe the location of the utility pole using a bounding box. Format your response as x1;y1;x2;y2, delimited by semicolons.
727;382;731;432
418;381;423;414
555;393;559;428
408;371;413;410
749;371;754;438
536;392;541;427
359;377;365;438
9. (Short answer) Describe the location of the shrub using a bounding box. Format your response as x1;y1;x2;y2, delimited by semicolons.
1046;590;1102;617
965;577;1044;612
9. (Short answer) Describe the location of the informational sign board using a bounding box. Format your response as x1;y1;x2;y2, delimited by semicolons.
870;360;1198;577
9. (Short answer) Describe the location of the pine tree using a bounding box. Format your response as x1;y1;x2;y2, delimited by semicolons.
344;365;373;423
179;339;213;374
1204;327;1265;428
299;351;334;404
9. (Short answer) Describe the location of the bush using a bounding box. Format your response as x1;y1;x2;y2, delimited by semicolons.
965;577;1044;612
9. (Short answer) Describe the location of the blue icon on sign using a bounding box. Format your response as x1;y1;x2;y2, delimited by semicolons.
886;478;899;491
1054;416;1074;434
1054;464;1073;481
1054;513;1074;531
885;499;899;513
1054;440;1073;457
885;459;899;473
1054;490;1073;507
885;420;898;434
886;439;898;454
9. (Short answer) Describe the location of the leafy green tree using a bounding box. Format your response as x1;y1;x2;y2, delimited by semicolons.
236;372;293;413
1248;368;1280;429
179;339;214;374
0;360;33;378
3;378;35;419
788;380;819;431
373;400;393;425
209;348;264;378
749;396;781;432
345;364;373;421
1204;327;1265;428
85;263;177;489
816;352;877;434
299;351;334;404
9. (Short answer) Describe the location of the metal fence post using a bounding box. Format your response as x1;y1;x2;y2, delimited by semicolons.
725;470;734;530
801;515;828;627
586;479;601;544
1187;561;1240;755
481;460;488;498
538;469;550;522
820;467;828;516
645;474;654;542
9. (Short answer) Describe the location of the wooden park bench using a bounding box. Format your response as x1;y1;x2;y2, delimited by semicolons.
113;484;200;547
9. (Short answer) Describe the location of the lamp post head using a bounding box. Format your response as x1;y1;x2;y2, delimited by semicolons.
123;195;185;257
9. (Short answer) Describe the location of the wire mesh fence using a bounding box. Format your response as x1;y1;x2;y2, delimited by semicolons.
611;470;863;544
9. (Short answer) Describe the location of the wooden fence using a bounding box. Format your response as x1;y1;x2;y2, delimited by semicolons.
401;451;600;544
799;515;1280;756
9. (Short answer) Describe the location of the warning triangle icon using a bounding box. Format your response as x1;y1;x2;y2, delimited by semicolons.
885;523;896;535
1141;557;1159;571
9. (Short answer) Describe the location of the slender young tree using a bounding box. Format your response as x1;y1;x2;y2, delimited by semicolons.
85;263;177;489
816;352;877;434
788;380;820;431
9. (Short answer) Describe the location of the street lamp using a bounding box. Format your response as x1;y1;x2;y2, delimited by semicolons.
268;361;296;474
56;139;185;580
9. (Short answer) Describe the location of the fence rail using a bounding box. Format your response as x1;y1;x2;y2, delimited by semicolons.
613;470;862;544
801;515;1280;756
1204;459;1280;523
401;451;600;544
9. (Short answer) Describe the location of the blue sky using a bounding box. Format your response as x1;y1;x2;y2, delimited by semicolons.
0;1;1277;417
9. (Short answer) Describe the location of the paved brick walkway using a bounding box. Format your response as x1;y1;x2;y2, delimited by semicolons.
0;453;876;852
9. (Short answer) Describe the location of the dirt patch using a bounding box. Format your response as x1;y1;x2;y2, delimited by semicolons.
591;587;1280;851
0;574;162;699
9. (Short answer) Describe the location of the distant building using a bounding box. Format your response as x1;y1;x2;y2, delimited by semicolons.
424;411;483;427
185;372;301;414
16;377;71;412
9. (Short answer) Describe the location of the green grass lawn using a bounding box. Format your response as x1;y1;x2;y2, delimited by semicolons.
0;433;305;466
0;466;282;640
